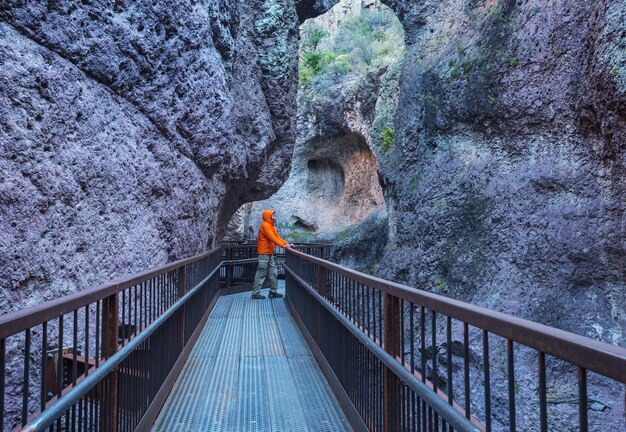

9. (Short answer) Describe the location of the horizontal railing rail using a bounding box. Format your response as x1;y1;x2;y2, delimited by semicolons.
0;250;218;341
284;248;626;432
20;264;223;432
0;248;221;432
221;242;332;278
1;242;329;431
285;261;480;432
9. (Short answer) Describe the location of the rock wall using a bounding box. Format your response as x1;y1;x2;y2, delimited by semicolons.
0;0;306;313
375;0;626;429
0;1;343;427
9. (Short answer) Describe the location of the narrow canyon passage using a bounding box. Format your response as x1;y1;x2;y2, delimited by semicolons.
229;0;402;242
1;0;625;431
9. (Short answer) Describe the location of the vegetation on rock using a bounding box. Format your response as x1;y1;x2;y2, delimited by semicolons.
298;4;403;90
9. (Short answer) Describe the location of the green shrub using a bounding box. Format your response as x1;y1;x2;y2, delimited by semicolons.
380;125;395;153
299;51;340;85
302;25;329;51
298;4;403;89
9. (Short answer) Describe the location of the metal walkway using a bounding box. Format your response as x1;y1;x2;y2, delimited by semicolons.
152;283;352;431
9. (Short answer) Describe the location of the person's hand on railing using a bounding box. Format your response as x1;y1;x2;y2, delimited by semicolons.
285;243;295;248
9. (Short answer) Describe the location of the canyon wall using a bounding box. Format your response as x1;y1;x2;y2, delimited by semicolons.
0;1;341;427
241;1;625;429
0;0;318;313
375;0;625;429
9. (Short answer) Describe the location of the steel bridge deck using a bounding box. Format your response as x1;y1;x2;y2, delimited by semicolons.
152;283;352;431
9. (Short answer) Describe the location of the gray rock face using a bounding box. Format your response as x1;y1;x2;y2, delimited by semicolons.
0;0;300;311
375;0;626;429
0;2;300;426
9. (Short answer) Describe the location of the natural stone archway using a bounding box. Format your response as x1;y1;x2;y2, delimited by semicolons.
232;0;403;241
242;130;385;238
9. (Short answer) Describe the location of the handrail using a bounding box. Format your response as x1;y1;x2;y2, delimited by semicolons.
286;248;626;383
0;247;220;340
285;264;480;432
20;265;221;432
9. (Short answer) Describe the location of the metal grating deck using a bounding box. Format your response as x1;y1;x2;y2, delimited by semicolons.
152;283;352;431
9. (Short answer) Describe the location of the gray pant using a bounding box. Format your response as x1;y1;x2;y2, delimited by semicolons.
252;254;278;295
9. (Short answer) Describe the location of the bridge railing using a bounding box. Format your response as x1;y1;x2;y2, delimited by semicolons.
284;248;626;432
0;248;222;432
221;242;331;280
0;243;329;431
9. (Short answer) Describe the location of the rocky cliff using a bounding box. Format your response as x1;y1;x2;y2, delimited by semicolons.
375;0;625;429
0;0;315;313
0;1;345;427
241;0;625;429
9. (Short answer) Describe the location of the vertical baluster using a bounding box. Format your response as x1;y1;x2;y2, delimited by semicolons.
483;330;491;432
139;282;144;331
72;310;78;385
57;315;64;398
420;306;427;432
72;310;78;430
95;301;101;369
420;307;426;382
157;274;162;315
578;367;587;432
538;351;547;432
379;290;383;346
21;328;31;426
84;308;89;378
507;338;516;431
121;290;126;346
415;392;420;432
447;316;453;407
40;322;48;411
367;284;371;338
410;304;415;374
432;310;439;431
57;314;64;431
401;300;405;367
134;285;138;337
0;338;4;432
360;281;364;331
431;310;438;392
464;322;470;420
350;279;355;322
83;306;89;432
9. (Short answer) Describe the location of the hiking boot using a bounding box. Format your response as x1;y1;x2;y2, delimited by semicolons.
251;293;266;299
268;292;283;299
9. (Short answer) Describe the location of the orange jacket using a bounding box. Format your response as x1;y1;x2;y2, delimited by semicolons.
257;210;288;255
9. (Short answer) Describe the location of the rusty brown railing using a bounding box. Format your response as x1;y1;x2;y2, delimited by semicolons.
0;243;330;431
0;248;222;431
284;248;626;432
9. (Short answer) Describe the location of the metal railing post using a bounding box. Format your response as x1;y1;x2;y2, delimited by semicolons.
383;293;401;432
226;247;234;288
178;266;186;346
102;292;119;432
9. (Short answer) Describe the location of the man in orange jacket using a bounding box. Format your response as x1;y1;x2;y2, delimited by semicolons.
252;210;293;299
